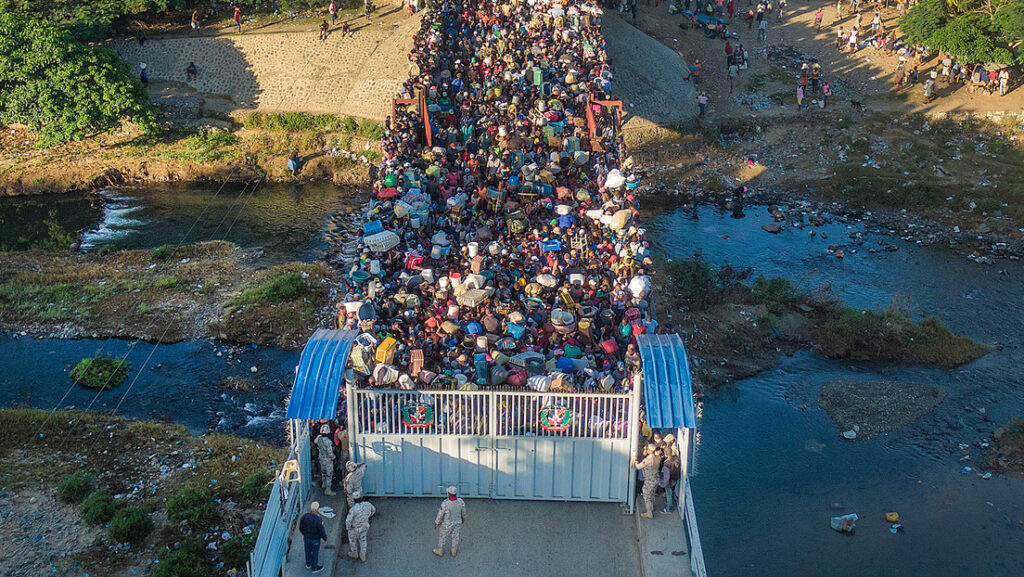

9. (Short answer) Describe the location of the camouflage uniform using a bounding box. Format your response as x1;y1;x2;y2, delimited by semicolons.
315;431;336;493
345;501;376;558
639;452;662;515
345;462;366;507
435;496;466;554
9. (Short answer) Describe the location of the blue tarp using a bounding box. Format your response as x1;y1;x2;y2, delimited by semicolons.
636;334;696;429
286;329;358;420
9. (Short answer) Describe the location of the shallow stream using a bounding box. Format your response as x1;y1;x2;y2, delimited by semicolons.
648;204;1024;576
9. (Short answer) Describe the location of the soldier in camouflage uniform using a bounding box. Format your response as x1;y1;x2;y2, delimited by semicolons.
315;425;336;496
344;461;367;507
345;498;376;562
433;486;466;557
635;443;662;518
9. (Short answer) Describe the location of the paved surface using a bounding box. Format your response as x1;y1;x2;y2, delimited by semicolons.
603;13;698;132
283;488;347;577
636;490;691;577
110;10;420;120
314;498;640;577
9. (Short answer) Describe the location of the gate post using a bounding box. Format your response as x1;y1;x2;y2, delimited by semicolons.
626;374;642;513
346;376;357;463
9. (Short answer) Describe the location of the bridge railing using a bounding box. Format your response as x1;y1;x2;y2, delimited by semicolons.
248;421;312;577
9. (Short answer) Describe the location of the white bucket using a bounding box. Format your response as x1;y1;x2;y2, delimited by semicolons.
439;276;450;290
467;242;479;258
488;242;500;256
431;245;442;259
450;272;462;288
369;260;381;275
447;304;460;318
411;217;421;228
476;336;488;349
421;268;435;284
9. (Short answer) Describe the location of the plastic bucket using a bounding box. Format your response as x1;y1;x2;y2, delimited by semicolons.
369;260;381;275
467;242;479;258
421;268;434;284
450;272;462;288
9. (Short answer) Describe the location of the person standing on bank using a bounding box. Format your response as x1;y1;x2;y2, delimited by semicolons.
346;498;376;562
316;425;336;495
345;461;367;507
433;486;466;557
300;501;328;573
635;443;662;518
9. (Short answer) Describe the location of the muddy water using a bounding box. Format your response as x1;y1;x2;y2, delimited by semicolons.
648;205;1024;576
0;333;297;444
0;182;364;264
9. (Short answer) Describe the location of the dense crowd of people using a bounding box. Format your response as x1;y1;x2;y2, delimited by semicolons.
332;0;659;426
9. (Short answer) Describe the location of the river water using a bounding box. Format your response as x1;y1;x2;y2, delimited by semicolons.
2;190;1023;572
648;204;1024;577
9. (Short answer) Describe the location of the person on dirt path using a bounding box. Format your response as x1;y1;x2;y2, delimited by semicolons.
796;84;804;108
697;91;708;116
190;10;200;32
835;0;843;23
725;41;734;68
811;64;821;92
433;486;466;557
777;0;785;18
299;501;328;573
729;62;738;92
345;498;376;562
139;63;149;89
822;81;832;108
288;150;301;176
233;5;242;33
814;7;823;32
846;27;858;52
923;78;936;103
320;20;330;40
345;461;367;507
636;443;663;518
315;425;336;495
186;61;198;82
999;69;1010;96
330;0;338;24
685;59;702;86
728;0;735;18
757;18;767;41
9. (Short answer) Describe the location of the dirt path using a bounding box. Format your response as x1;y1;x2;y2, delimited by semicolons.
110;8;420;120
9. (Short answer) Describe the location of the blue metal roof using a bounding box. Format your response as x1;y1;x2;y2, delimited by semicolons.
636;334;697;429
286;329;358;420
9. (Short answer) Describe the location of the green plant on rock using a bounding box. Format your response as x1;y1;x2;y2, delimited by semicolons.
80;490;117;525
166;487;218;527
240;468;274;504
231;272;308;305
71;357;131;390
108;505;152;544
56;471;93;503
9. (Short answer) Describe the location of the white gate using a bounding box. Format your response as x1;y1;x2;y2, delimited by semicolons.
349;387;639;502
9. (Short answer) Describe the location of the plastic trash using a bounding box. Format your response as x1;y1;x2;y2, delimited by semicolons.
830;513;858;533
889;523;904;534
885;512;899;523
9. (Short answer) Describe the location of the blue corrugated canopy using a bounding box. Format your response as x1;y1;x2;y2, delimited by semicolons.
286;329;358;420
636;334;697;429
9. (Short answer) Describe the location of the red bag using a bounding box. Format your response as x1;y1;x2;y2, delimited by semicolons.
600;339;619;354
406;254;425;270
506;368;527;387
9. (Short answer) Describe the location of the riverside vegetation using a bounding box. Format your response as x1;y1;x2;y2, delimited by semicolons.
0;408;284;576
657;253;986;388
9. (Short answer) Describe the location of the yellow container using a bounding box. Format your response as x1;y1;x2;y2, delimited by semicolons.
375;337;398;364
885;512;900;523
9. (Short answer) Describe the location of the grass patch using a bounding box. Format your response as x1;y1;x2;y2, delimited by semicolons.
221;534;258;571
155;275;180;289
108;505;152;544
240;468;274;504
212;262;334;349
752;275;807;315
166;487;218;527
151;245;175;261
153;538;208;577
816;306;986;367
56;471;93;503
660;252;751;310
71;357;131;390
242;111;380;138
80;490;118;525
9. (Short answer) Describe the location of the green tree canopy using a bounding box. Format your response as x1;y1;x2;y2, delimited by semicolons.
0;11;154;146
900;0;1022;64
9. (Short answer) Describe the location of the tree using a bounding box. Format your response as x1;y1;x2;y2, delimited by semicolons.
0;11;154;146
900;0;1021;64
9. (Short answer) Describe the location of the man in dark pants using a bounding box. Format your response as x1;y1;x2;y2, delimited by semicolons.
300;501;328;572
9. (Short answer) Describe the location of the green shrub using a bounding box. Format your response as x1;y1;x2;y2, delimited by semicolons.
56;471;93;504
166;487;218;526
153;538;208;577
151;245;175;261
232;273;308;305
356;119;383;139
80;490;117;525
240;469;274;504
0;12;153;146
155;275;180;289
108;506;152;544
752;275;805;315
71;357;131;390
220;534;258;571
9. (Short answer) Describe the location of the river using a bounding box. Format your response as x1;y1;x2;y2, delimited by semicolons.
648;204;1024;576
2;190;1022;573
